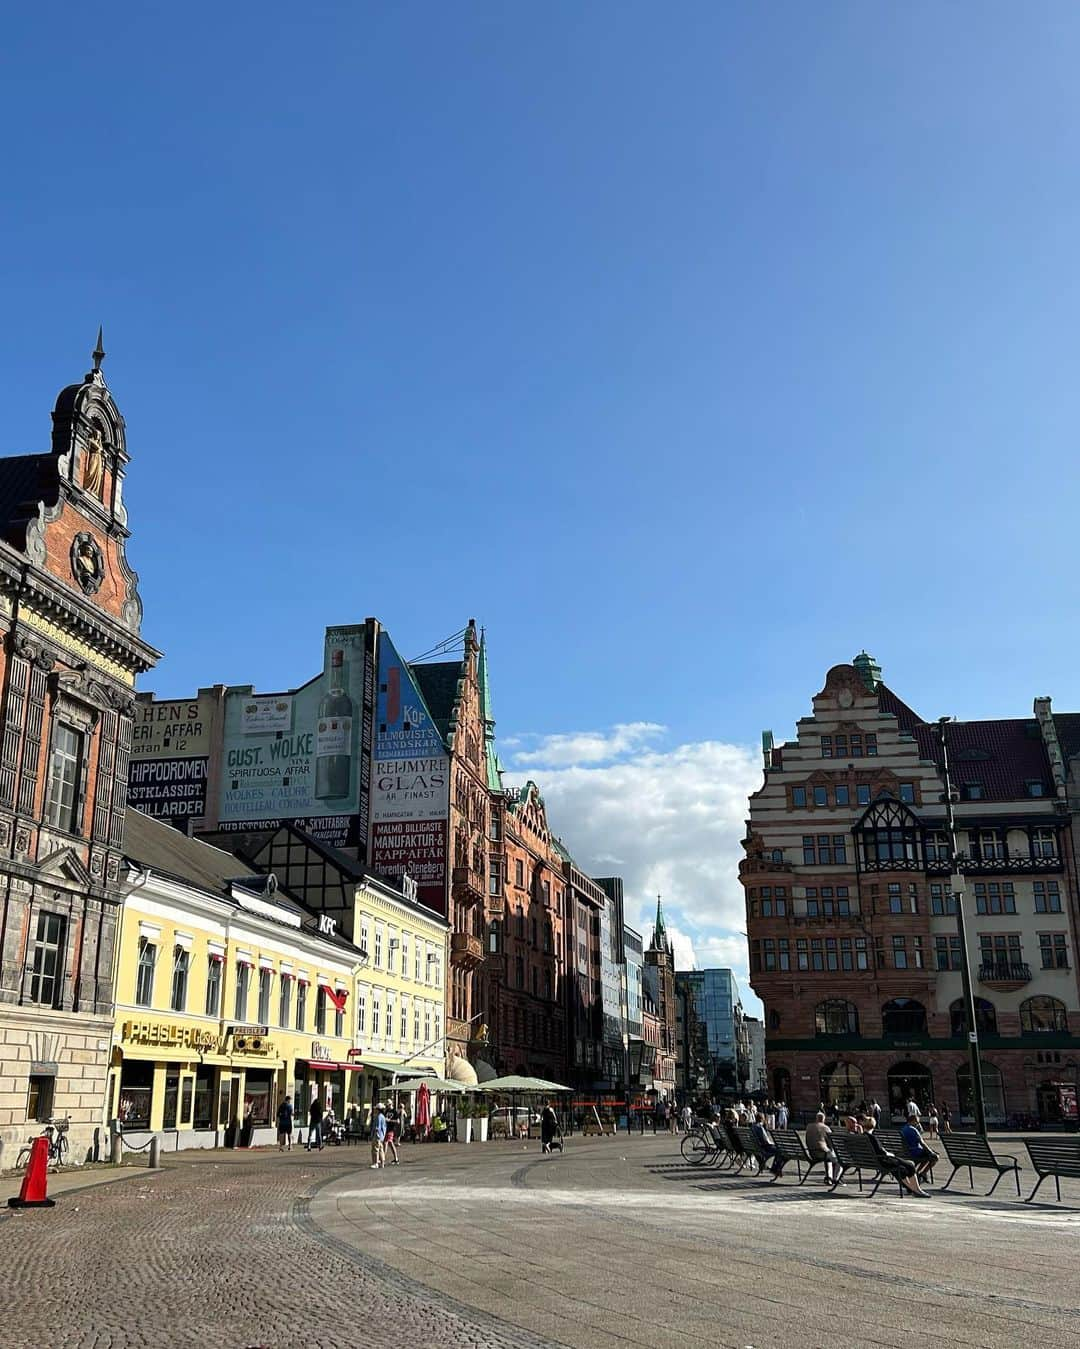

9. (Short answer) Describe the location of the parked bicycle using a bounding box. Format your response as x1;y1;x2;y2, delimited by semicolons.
16;1116;70;1171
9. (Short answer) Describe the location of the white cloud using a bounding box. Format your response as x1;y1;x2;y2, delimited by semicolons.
511;721;666;767
505;733;764;1014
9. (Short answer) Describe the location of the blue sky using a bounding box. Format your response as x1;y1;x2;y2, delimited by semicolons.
4;4;1080;1002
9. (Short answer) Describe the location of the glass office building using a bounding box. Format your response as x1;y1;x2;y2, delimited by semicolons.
675;968;746;1098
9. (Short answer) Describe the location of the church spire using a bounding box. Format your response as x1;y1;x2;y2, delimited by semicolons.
653;894;668;950
91;325;105;373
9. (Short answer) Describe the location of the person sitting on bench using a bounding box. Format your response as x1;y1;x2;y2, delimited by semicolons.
751;1112;784;1179
805;1111;841;1184
862;1115;930;1197
901;1109;940;1181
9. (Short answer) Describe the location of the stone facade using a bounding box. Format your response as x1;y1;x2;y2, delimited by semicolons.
0;340;159;1166
746;655;1080;1125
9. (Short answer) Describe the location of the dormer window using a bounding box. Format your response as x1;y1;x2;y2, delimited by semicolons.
962;783;983;800
1027;781;1046;798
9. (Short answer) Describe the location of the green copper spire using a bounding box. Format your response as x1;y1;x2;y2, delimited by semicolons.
654;894;667;948
478;627;502;791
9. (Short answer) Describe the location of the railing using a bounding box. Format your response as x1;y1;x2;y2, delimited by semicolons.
978;961;1031;985
960;855;1062;875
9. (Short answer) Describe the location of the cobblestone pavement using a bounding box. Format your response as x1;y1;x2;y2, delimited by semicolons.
2;1134;1079;1348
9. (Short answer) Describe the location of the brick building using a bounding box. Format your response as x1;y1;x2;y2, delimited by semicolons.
642;900;677;1100
563;861;606;1090
0;338;158;1163
745;655;1080;1125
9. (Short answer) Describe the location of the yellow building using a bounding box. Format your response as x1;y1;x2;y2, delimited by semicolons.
111;813;449;1149
202;824;450;1110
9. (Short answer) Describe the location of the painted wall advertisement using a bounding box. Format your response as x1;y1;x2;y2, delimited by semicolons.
217;624;373;851
128;695;215;821
370;633;449;914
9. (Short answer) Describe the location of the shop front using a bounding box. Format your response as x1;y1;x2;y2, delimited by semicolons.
110;1017;287;1152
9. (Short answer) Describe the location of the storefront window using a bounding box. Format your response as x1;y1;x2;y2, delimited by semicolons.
244;1071;273;1127
193;1068;214;1129
119;1062;154;1130
163;1070;180;1129
180;1077;194;1127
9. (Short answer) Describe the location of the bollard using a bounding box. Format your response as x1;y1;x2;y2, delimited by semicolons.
148;1135;160;1169
109;1123;122;1165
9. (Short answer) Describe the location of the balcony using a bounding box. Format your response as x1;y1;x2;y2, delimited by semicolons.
450;931;484;969
926;855;1062;876
452;865;486;905
978;961;1031;990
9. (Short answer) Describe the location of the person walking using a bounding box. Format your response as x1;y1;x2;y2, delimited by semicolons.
939;1101;952;1135
776;1101;789;1130
276;1096;294;1152
307;1095;323;1151
680;1102;693;1133
384;1104;401;1165
370;1103;387;1169
541;1102;560;1154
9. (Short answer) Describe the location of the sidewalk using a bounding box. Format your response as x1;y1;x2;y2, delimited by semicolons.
2;1159;158;1203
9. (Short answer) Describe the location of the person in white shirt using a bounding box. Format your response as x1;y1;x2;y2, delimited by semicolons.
776;1102;789;1129
680;1103;693;1131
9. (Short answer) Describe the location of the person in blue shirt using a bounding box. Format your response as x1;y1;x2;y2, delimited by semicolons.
370;1104;388;1169
900;1110;939;1182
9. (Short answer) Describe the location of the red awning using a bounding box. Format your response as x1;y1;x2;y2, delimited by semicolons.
303;1059;364;1071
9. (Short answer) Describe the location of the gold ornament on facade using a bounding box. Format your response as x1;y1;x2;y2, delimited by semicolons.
83;427;105;500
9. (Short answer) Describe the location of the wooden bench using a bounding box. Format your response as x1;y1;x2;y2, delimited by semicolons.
939;1132;1020;1197
1024;1138;1080;1203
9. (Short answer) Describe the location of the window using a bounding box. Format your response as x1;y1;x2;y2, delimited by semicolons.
374;924;383;967
205;957;222;1016
934;934;962;971
979;933;1023;974
1034;881;1062;913
489;920;500;953
400;998;408;1041
834;785;850;806
515;859;524;886
892;934;908;969
1020;996;1068;1033
279;976;291;1028
45;724;83;833
385;995;394;1043
27;1074;54;1123
815;1000;858;1035
29;912;66;1008
882;998;927;1035
792;787;807;808
969;830;1004;862
1027;780;1046;797
820;736;833;758
899;783;915;804
315;986;327;1034
170;947;189;1013
855;936;868;970
234;962;250;1021
813;786;828;807
1039;933;1069;970
802;835;816;864
357;988;366;1036
489;814;501;842
257;968;271;1024
866;734;877;756
488;858;501;896
1032;828;1057;859
401;936;409;977
758;886;787;917
296;980;307;1031
414;942;421;981
950;997;996;1037
136;938;156;1008
856;784;871;805
424;1003;432;1043
372;995;381;1038
930;883;956;915
962;783;983;800
413;1002;421;1043
974;882;1016;915
925;831;950;862
888;883;902;915
515;956;525;989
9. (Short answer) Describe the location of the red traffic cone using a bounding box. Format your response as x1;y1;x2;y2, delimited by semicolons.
8;1134;56;1208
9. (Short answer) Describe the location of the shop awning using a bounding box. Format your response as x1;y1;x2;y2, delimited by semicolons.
303;1059;364;1071
348;1055;410;1074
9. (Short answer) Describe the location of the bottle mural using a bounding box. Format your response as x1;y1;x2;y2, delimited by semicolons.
315;648;354;800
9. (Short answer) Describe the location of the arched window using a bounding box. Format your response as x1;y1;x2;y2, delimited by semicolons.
882;998;927;1036
887;1060;934;1117
950;997;997;1038
819;1061;863;1111
856;797;921;869
1020;996;1068;1033
956;1062;1006;1123
772;1066;791;1102
815;999;859;1036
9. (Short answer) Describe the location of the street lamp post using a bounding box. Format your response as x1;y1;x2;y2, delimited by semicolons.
937;717;988;1136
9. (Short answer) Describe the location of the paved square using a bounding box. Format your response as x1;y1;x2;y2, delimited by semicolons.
1;1134;1077;1348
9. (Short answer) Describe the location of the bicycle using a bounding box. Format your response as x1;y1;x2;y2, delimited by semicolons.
16;1116;70;1171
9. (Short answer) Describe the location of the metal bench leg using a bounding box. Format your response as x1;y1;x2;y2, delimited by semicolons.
1056;1174;1062;1203
1025;1172;1047;1203
941;1164;959;1192
1013;1165;1021;1198
798;1160;818;1186
986;1168;1005;1197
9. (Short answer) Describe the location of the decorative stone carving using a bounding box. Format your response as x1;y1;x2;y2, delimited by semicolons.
12;632;56;672
15;827;30;854
70;532;104;596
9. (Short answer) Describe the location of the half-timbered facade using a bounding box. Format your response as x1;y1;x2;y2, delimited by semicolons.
745;656;1080;1124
